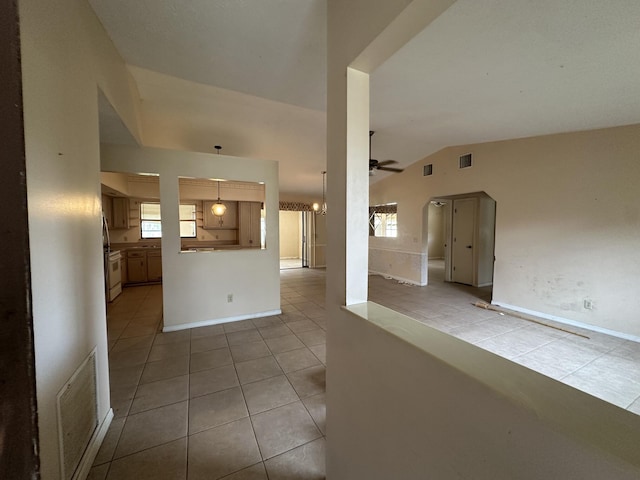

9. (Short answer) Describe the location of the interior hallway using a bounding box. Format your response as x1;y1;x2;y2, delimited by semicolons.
93;264;639;478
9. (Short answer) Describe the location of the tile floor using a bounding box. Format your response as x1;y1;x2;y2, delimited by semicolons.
92;276;326;480
369;261;640;414
93;261;640;478
279;258;303;270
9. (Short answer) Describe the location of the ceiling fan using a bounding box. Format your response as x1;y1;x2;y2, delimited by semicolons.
369;131;404;176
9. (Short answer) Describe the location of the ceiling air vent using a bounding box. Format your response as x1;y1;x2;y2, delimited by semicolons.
459;153;472;169
423;164;433;176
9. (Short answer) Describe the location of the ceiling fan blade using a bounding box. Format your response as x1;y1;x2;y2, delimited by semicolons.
377;166;404;173
376;160;398;167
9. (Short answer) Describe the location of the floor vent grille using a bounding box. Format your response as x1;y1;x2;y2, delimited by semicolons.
56;348;98;480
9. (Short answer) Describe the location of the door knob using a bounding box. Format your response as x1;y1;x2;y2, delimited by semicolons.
466;245;473;249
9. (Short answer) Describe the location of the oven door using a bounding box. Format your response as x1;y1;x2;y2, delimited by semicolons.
107;251;122;301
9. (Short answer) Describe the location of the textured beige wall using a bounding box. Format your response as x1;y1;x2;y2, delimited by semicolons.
370;124;640;337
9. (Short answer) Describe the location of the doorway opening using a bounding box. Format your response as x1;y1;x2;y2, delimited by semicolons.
279;210;313;270
426;192;496;301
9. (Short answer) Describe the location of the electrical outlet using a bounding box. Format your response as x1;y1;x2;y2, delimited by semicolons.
584;299;593;310
227;294;233;303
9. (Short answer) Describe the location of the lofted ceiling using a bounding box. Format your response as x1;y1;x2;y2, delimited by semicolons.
91;0;640;197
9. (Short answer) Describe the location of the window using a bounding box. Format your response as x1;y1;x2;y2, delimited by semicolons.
179;204;197;238
140;203;162;238
369;203;398;237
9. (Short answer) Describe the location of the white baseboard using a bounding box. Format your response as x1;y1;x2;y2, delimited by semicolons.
75;408;113;480
368;270;426;287
494;302;640;343
163;309;282;332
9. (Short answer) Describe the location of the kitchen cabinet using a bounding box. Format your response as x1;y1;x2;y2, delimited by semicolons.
126;251;147;283
111;197;130;229
120;255;127;285
125;249;162;284
147;250;162;282
238;201;262;247
203;200;238;229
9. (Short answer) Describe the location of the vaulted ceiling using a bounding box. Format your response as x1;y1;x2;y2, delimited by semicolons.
91;0;640;197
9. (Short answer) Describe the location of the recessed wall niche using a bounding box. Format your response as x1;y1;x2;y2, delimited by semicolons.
178;177;266;252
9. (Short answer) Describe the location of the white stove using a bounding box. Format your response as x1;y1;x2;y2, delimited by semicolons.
107;250;122;301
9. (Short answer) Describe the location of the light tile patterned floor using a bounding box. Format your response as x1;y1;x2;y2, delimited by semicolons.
369;261;640;414
91;273;327;480
92;262;640;478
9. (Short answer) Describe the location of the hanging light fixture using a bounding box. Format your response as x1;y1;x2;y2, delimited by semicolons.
211;180;227;217
211;145;227;217
315;171;327;215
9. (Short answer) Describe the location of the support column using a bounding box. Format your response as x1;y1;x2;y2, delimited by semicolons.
326;67;370;308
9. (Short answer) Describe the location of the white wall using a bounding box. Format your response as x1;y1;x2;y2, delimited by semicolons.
370;124;640;337
129;66;326;197
334;304;640;479
101;144;280;330
19;0;142;477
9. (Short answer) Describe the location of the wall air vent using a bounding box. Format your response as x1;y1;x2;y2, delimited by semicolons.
423;164;433;176
57;349;98;480
459;153;472;169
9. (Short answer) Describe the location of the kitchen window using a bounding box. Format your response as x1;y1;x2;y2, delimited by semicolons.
140;202;197;238
179;204;197;238
369;203;398;238
140;202;162;239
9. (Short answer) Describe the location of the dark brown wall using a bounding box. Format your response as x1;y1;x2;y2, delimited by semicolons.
0;0;40;478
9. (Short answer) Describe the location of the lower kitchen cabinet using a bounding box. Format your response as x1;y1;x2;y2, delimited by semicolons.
126;251;147;283
147;250;162;282
120;255;127;285
125;249;162;284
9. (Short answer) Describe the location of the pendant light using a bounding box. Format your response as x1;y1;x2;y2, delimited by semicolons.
211;180;227;217
211;145;227;217
314;171;327;215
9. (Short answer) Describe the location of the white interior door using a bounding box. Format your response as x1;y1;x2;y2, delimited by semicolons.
452;198;476;285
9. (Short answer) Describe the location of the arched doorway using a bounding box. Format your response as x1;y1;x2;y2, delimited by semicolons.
425;192;496;298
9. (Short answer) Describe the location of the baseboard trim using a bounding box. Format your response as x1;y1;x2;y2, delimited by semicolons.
368;270;426;287
163;309;283;332
494;302;640;344
75;408;113;480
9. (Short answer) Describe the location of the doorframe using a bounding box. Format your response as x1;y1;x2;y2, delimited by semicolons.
0;0;41;476
426;191;496;289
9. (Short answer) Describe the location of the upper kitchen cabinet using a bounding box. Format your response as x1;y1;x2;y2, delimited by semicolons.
111;197;130;229
203;200;238;229
239;201;262;247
